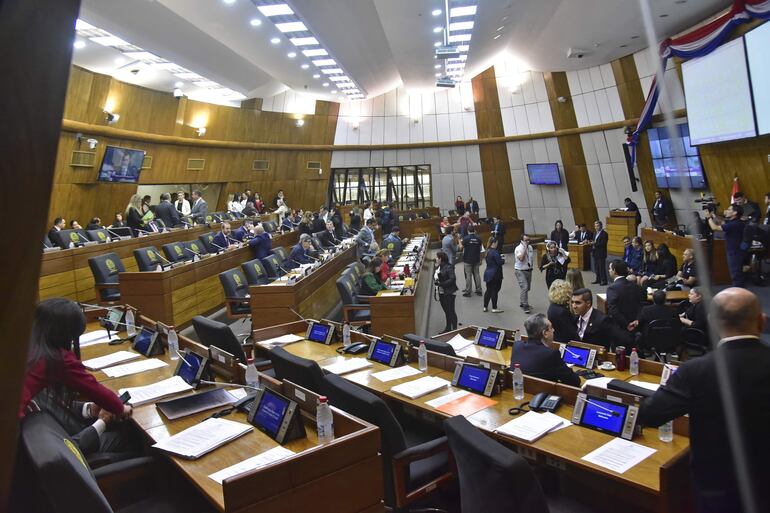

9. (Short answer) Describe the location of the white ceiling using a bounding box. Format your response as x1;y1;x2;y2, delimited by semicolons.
72;0;732;105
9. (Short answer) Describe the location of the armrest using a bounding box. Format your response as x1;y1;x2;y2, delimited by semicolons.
94;282;118;289
391;436;453;508
393;436;448;465
225;296;250;303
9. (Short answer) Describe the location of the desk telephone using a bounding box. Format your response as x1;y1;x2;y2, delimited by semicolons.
529;393;562;413
339;342;370;355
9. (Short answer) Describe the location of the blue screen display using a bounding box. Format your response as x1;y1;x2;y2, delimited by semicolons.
458;366;491;393
581;397;627;435
133;328;155;355
177;352;202;384
478;330;500;348
370;340;396;364
308;323;331;343
254;389;289;436
527;163;561;185
562;345;591;367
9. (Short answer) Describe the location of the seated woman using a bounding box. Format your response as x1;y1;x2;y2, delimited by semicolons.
638;240;659;288
108;212;126;228
547;279;578;343
359;257;390;296
646;243;678;289
624;236;644;277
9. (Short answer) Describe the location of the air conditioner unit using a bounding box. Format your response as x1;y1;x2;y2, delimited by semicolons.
435;45;460;59
436;76;456;88
567;47;591;60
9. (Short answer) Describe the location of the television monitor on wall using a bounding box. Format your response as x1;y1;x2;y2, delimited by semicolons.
647;124;707;189
97;146;145;184
746;22;770;136
526;163;561;185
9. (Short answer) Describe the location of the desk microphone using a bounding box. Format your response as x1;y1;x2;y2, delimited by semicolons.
287;307;311;324
79;302;112;311
210;240;228;253
136;228;157;236
179;219;193;229
278;264;294;277
226;236;243;246
152;250;173;268
74;231;93;246
105;228;125;240
305;253;321;262
563;347;584;361
176;349;192;367
183;246;203;260
578;396;621;417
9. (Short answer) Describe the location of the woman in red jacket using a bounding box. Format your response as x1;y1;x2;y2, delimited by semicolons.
19;298;131;419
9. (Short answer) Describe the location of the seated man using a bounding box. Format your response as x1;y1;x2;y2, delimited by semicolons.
675;248;697;288
318;220;339;248
383;226;406;262
248;223;272;260
637;289;681;335
288;234;314;269
212;222;238;251
48;217;66;248
570;288;618;351
680;287;709;343
232;220;253;242
510;313;580;387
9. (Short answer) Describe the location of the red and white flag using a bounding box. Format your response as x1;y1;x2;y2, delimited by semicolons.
730;176;740;204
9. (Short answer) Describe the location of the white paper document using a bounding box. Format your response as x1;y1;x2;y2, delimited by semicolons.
228;388;248;401
371;366;422;383
322;358;373;375
79;330;114;347
119;375;193;406
445;334;475;353
82;351;141;370
425;390;470;408
495;411;566;442
581;376;615;390
153;418;253;460
581;438;657;474
209;446;296;484
256;333;304;348
629;380;661;392
102;358;167;378
391;376;450;399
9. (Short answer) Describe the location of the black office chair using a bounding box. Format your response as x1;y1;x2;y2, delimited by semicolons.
88;253;125;303
154;219;167;231
443;415;549;513
268;347;326;394
218;269;252;325
310;233;324;252
134;246;164;272
341;267;359;286
184;239;208;257
683;327;709;359
323;374;453;511
642;319;683;362
162;242;189;263
336;274;371;325
346;261;365;280
198;232;217;253
263;221;277;233
241;258;271;285
52;229;89;248
192;315;249;364
261;254;286;278
271;246;289;262
419;213;430;219
87;229;111;244
43;234;55;250
403;334;457;357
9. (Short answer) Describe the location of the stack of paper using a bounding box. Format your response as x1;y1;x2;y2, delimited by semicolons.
256;333;304;348
119;375;193;406
371;366;422;383
209;446;296;484
427;391;498;416
495;411;566;442
322;358;373;375
581;376;615;390
152;418;253;459
82;351;140;370
79;330;114;347
581;438;657;474
391;376;450;399
102;358;167;378
629;380;661;392
156;388;238;420
445;334;474;353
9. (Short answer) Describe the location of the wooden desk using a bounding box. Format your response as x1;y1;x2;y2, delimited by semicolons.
535;242;591;271
248;245;356;330
641;228;728;284
396;218;524;247
607;211;638;256
596;290;689;314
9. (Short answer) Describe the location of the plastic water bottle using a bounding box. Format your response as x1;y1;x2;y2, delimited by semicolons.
316;396;334;443
629;347;640;376
125;309;136;337
245;361;260;389
513;363;525;400
342;321;351;348
168;328;179;360
418;340;428;371
658;421;674;442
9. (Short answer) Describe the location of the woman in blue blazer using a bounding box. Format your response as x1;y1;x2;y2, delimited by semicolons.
483;237;505;313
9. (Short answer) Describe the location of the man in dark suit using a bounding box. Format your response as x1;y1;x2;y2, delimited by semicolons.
510;313;580;387
606;260;644;341
491;216;506;249
570;288;616;350
652;190;671;228
465;196;480;215
639;288;770;513
48;217;66;248
288;234;314;269
624;197;642;232
590;220;608;285
153;192;181;228
318;220;340;248
571;223;593;244
190;190;208;223
232;220;253;242
247;224;272;260
211;222;237;251
635;290;681;353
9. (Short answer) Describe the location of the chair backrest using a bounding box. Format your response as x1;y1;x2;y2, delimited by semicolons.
86;229;111;244
198;232;216;253
311;235;323;252
162;242;189;263
210;212;225;223
271;246;288;262
184;239;208;256
20;413;113;513
403;333;457;357
323;374;408;507
644;319;682;354
52;229;88;248
341;267;358;285
43;234;54;248
87;253;125;301
336;274;359;306
133;246;162;272
241;258;270;285
154;218;166;230
444;415;549;513
263;221;277;233
268;347;326;394
346;261;365;280
261;254;284;278
192;315;247;363
219;269;250;299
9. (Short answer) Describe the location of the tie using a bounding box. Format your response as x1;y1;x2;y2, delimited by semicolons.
577;317;584;337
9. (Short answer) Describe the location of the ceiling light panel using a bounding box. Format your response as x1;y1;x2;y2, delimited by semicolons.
322;68;343;74
290;37;319;46
448;33;472;43
275;21;307;33
122;51;164;62
434;2;479;83
302;48;328;57
312;59;336;67
89;36;129;47
450;5;477;17
257;4;294;16
329;75;350;81
449;21;474;31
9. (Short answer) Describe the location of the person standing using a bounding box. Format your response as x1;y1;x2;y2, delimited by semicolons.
606;260;644;345
248;224;272;260
460;225;483;297
174;191;191;216
707;204;746;287
355;218;377;261
48;217;66;247
624;197;642;232
590;220;608;285
454;196;466;216
491;216;506;249
549;220;570;250
539;241;570;290
125;194;144;236
652;190;671;228
154;192;181;228
190;190;208;223
441;226;459;265
514;234;534;314
435;251;458;333
733;192;760;223
465;196;479;215
547;280;578;343
483;238;504;313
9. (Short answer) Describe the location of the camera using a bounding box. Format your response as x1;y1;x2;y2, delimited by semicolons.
695;196;719;212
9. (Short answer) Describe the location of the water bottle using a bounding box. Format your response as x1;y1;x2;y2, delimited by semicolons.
245;361;260;389
512;363;525;400
168;328;179;360
316;396;334;443
125;309;136;337
342;321;351;348
658;421;673;442
629;347;640;376
418;340;428;371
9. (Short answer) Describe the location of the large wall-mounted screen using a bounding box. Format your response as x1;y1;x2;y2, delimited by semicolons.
746;22;770;136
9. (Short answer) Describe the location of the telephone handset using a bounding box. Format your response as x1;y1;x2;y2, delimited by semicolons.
529;392;562;413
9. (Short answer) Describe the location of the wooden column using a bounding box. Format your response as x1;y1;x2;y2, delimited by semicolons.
544;72;599;225
472;67;517;218
1;0;81;507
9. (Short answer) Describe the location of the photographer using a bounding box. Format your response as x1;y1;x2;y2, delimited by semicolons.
706;204;746;287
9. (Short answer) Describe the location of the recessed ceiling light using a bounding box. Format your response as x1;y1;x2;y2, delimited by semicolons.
194;80;219;88
457;45;469;52
434;64;441;69
450;5;477;17
434;41;441;47
90;36;129;46
432;9;442;16
659;13;669;18
290;37;319;46
330;75;349;81
301;63;309;69
331;90;337;93
250;18;262;27
496;26;504;31
493;34;501;40
312;58;336;66
75;19;95;30
223;0;235;4
435;72;441;77
322;82;329;87
450;21;474;31
270;37;281;44
174;81;184;88
257;4;293;16
73;40;86;49
123;51;163;62
302;48;328;57
322;68;343;74
448;34;471;42
287;52;297;58
313;74;320;79
433;27;443;33
276;21;307;33
114;57;126;65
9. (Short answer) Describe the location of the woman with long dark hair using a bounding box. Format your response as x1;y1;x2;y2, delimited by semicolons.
540;241;571;290
483;237;505;313
549;220;570;250
19;298;131;419
435;251;458;333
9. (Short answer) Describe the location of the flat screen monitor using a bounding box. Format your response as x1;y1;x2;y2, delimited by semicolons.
477;328;503;349
306;322;333;345
527;163;561;185
97;146;145;183
682;38;756;145
456;365;492;394
369;339;397;365
252;388;290;437
647;124;707;189
579;396;628;436
176;351;206;386
746;22;770;135
132;327;157;356
561;345;591;367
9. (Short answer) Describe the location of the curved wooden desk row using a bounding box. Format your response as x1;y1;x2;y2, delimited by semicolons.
640;228;729;285
249;321;692;513
78;309;383;513
396;217;524;246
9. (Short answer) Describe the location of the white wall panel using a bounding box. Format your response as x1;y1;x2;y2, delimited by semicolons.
451;146;468;174
423;114;438;142
384;89;398;116
501;107;516;136
358;119;372;145
567;70;582;96
462;111;477;139
372;95;385;116
436;113;451;142
466;145;481;173
370;117;384;145
448;112;464;140
383;117;397;144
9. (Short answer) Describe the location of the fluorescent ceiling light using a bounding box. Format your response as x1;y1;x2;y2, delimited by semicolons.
257;4;293;16
73;40;86;49
89;36;129;46
331;90;337;93
276;22;307;33
448;34;471;43
432;9;442;16
434;41;441;47
493;34;501;40
301;63;310;69
435;73;441;77
223;0;236;4
322;82;329;87
329;75;349;81
75;19;95;30
175;72;203;80
312;59;336;66
322;68;343;74
450;5;477;17
290;37;319;46
123;51;163;62
287;52;297;58
433;27;443;33
151;62;186;72
457;45;470;52
449;21;474;31
434;64;441;69
313;74;320;79
250;18;262;26
174;81;184;88
302;48;328;57
194;80;220;88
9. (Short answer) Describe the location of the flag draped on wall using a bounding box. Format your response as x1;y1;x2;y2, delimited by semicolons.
731;176;741;204
627;0;770;164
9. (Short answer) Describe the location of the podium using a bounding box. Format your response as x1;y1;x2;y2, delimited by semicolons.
606;211;637;256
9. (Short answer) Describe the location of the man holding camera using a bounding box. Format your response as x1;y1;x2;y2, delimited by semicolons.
707;204;746;287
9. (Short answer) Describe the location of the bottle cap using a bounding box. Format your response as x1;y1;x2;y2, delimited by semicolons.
632;347;637;351
319;396;328;403
514;363;520;368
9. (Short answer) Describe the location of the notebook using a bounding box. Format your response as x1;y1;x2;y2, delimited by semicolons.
152;418;253;459
119;376;193;406
322;358;373;375
156;388;237;420
101;358;167;378
82;351;140;370
495;411;566;443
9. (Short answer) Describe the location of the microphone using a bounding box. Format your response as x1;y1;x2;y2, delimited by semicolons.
183;246;202;260
105;228;125;240
79;302;111;311
226;236;243;246
579;396;621;417
563;347;584;362
153;250;173;269
177;350;193;367
178;219;193;228
305;253;321;262
210;240;228;252
278;264;294;277
74;231;93;246
287;307;311;324
135;228;157;236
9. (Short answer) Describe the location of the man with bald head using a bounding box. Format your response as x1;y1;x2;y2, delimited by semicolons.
639;288;770;513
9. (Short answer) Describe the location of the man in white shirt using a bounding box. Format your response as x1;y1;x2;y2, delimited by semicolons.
363;202;374;222
514;234;534;314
